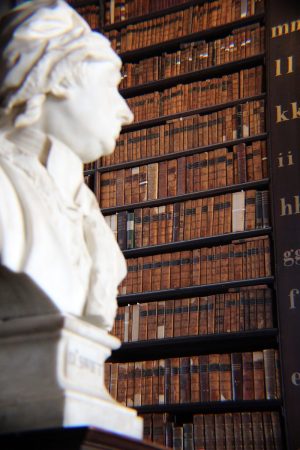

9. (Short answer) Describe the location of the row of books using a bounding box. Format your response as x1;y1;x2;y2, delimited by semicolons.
126;67;263;122
119;24;264;88
112;288;274;341
105;190;269;250
119;237;271;294
141;411;282;450
104;0;263;25
105;349;280;406
106;3;263;53
98;141;268;206
105;0;193;24
102;101;265;166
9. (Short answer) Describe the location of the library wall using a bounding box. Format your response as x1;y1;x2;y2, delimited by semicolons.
70;0;300;449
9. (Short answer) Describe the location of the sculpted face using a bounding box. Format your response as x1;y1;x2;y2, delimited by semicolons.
42;60;133;163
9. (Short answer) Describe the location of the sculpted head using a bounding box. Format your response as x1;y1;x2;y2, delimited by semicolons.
0;0;133;162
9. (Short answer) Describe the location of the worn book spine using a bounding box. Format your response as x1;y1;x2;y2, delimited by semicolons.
173;426;183;450
167;158;177;197
157;300;165;340
263;348;276;400
158;359;165;405
131;304;140;341
233;413;243;450
253;350;265;400
138;302;148;341
193;414;205;450
204;414;216;450
117;363;128;405
147;163;158;200
149;206;159;246
271;411;283;450
144;360;154;406
126;211;135;249
147;301;157;341
252;412;265;450
180;356;191;404
133;361;142;407
126;362;135;407
142;255;152;292
152;413;165;446
207;294;216;334
182;423;193;450
215;414;226;450
199;354;209;402
232;191;245;232
241;412;254;450
219;353;232;401
117;210;127;250
152;359;159;405
171;357;180;404
209;353;220;401
231;352;243;400
189;297;199;335
242;351;254;400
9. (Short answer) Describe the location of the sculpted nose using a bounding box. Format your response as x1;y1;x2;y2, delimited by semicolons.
119;96;134;126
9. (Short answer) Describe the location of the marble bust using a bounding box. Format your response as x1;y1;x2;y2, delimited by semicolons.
0;0;133;330
0;1;143;437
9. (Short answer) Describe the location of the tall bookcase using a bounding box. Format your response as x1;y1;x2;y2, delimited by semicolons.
92;0;300;448
96;0;288;448
9;0;298;448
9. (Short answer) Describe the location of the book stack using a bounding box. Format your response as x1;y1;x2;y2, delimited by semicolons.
98;141;268;209
104;189;269;250
69;0;289;447
141;411;282;449
105;349;281;406
119;236;271;294
112;287;274;341
101;100;265;166
106;4;263;53
126;67;263;122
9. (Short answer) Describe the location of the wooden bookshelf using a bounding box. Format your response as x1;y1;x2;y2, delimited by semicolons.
101;179;269;214
118;277;274;304
72;0;300;448
137;399;281;415
96;133;268;172
118;15;265;62
120;55;265;96
109;329;279;361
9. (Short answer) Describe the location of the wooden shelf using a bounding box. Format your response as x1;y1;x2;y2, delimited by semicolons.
97;133;268;173
102;178;269;215
136;399;281;415
118;15;264;62
118;277;274;305
109;329;278;362
120;54;265;97
120;228;272;258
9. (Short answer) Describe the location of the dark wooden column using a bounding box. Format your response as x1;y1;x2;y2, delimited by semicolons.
267;1;300;449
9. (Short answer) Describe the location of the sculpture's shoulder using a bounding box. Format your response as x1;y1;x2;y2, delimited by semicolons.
0;134;26;270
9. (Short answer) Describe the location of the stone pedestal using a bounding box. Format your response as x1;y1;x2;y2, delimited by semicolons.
0;314;143;439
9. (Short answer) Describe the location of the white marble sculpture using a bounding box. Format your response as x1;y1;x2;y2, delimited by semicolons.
0;0;133;330
0;0;143;437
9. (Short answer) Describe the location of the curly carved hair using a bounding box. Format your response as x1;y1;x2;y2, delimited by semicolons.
0;0;121;127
